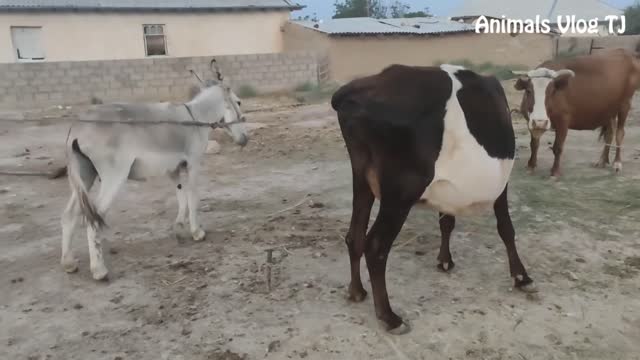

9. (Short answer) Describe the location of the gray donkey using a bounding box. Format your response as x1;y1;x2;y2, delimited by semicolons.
61;60;248;280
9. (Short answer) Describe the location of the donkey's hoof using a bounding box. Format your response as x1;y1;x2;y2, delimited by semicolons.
613;162;622;173
387;321;411;335
91;265;109;281
173;223;190;241
192;228;206;242
61;258;79;273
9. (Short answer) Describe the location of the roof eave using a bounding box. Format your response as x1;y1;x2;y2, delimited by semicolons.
0;5;304;13
327;30;476;37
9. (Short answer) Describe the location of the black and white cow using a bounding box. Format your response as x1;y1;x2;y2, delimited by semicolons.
331;64;535;334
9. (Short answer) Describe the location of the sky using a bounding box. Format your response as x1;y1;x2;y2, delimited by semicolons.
291;0;637;20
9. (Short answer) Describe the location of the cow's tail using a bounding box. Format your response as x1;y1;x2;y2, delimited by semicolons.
598;126;607;142
68;139;105;229
598;119;616;143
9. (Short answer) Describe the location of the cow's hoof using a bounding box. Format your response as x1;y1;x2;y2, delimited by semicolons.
593;161;608;169
526;167;536;175
437;260;455;273
192;228;206;242
387;321;411;335
613;162;622;173
348;285;367;303
91;265;109;281
514;274;537;293
61;257;79;273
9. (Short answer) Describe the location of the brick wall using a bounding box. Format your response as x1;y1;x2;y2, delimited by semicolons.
555;35;640;57
0;51;322;110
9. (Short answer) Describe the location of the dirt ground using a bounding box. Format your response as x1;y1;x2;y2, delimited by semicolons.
1;84;639;360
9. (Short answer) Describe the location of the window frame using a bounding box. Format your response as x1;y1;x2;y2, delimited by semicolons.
10;26;46;62
142;24;168;57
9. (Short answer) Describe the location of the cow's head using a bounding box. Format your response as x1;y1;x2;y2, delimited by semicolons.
513;68;575;137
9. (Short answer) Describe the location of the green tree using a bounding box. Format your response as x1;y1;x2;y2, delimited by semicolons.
624;3;640;35
403;8;432;18
333;0;387;19
389;1;410;18
295;13;319;22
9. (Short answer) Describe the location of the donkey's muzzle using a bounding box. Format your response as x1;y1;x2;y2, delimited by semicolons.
236;133;249;147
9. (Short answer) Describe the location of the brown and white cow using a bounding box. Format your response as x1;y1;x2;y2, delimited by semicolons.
513;49;640;177
331;64;534;335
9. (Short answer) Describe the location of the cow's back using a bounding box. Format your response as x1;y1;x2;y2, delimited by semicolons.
540;49;640;128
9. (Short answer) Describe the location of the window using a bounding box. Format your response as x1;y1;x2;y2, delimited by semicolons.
143;24;167;56
11;26;45;61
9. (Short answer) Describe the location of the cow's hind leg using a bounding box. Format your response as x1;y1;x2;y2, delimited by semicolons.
494;185;535;292
613;102;630;173
87;165;129;281
345;168;375;302
365;200;414;334
595;119;615;168
437;213;455;272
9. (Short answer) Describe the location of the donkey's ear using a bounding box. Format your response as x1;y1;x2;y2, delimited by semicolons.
210;59;224;81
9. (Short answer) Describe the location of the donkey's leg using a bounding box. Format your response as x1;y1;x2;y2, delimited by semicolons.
185;164;205;242
172;170;190;240
61;192;81;273
62;160;97;274
87;167;129;281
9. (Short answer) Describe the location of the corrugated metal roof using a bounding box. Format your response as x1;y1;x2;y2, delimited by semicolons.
450;0;622;23
0;0;303;11
293;17;475;36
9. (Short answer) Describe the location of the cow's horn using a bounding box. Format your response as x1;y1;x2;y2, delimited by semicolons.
555;69;575;78
511;70;529;76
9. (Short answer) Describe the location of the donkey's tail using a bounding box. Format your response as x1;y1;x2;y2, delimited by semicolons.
68;139;105;229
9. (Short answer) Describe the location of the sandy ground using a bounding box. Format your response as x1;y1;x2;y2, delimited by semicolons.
1;85;639;360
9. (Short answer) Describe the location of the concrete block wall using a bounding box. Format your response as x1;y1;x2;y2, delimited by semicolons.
555;35;640;57
0;51;321;110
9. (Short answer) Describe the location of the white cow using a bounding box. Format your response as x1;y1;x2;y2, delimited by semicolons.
61;62;248;280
